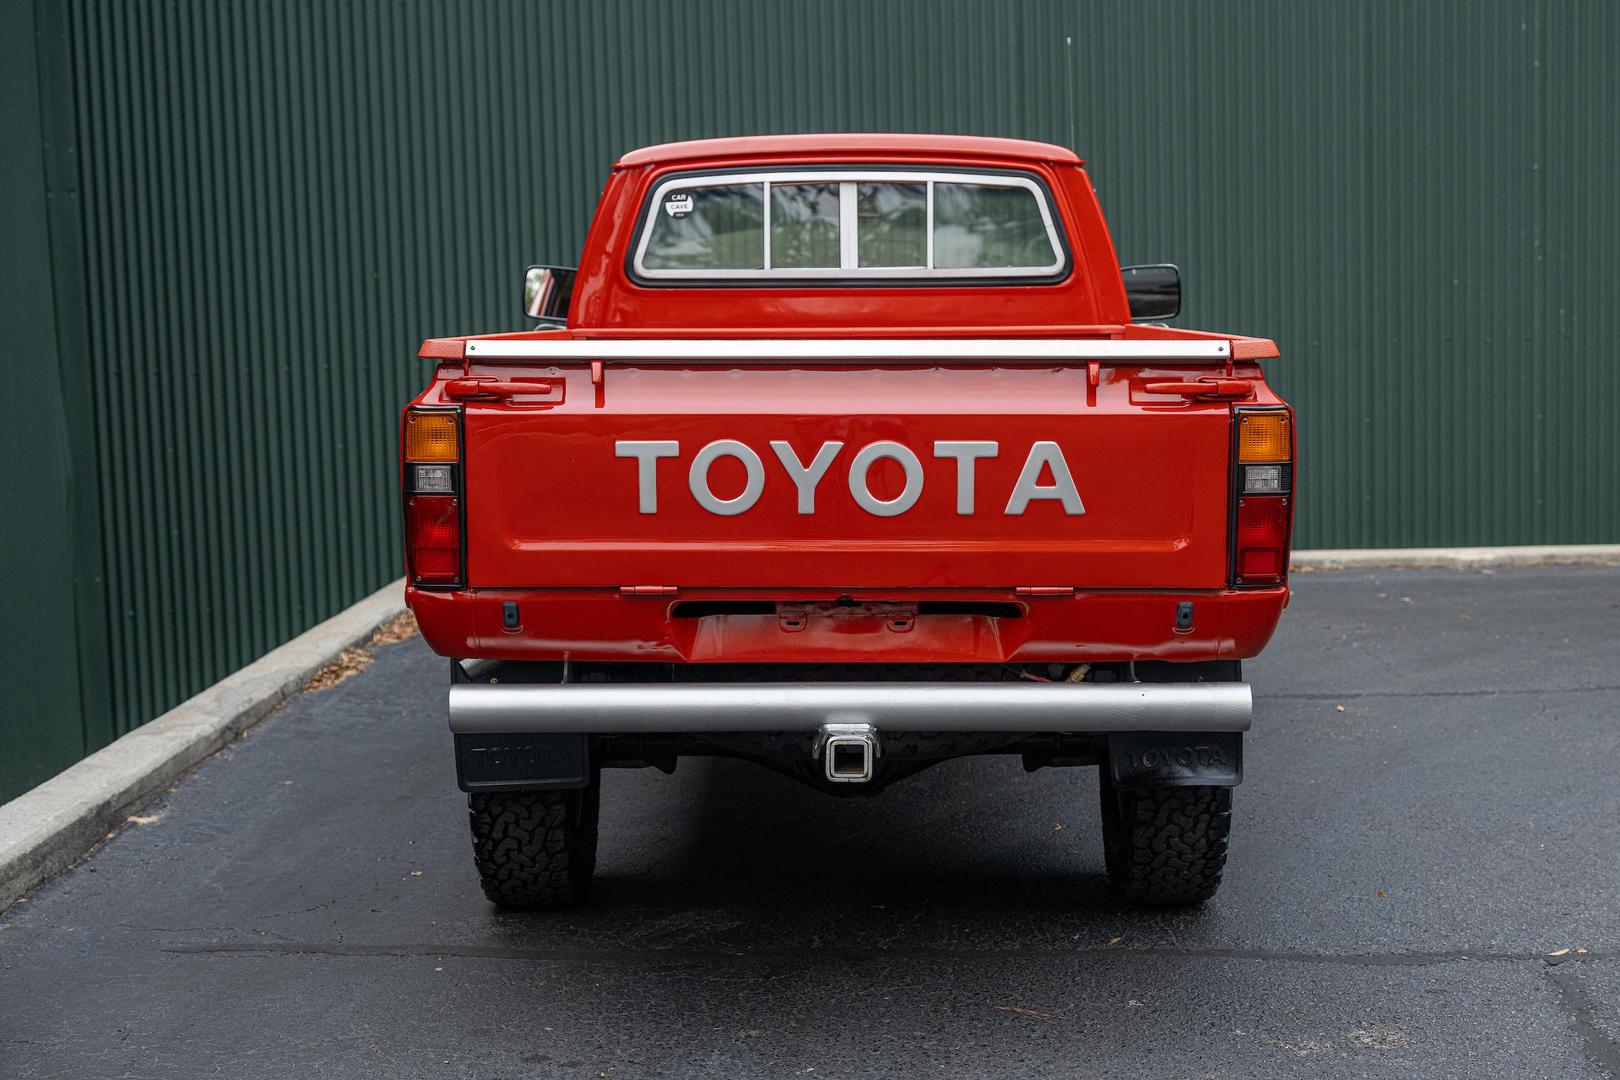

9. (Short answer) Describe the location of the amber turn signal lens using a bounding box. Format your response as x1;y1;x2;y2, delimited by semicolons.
1237;412;1291;462
404;411;458;462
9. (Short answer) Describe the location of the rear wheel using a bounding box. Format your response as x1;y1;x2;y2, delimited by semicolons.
1099;776;1231;906
468;780;600;910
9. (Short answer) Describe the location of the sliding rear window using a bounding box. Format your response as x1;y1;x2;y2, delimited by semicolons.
633;169;1069;283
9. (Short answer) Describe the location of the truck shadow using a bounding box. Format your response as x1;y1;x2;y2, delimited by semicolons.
587;752;1162;925
474;754;1227;1068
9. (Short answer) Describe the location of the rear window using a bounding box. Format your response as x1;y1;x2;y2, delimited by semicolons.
634;170;1067;282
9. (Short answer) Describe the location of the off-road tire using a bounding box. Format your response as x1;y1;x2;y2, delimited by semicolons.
468;783;600;910
1099;778;1231;906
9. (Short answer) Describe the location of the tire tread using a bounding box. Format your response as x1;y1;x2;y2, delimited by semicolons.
468;787;598;910
1102;784;1231;906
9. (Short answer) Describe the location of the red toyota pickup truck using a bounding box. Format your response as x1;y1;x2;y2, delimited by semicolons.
402;134;1292;909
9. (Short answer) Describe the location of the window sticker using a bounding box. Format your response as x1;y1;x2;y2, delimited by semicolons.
644;185;765;271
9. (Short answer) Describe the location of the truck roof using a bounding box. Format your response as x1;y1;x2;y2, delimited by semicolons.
614;133;1083;168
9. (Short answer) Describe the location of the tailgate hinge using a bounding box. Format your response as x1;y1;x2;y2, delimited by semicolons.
1015;586;1077;598
619;585;679;597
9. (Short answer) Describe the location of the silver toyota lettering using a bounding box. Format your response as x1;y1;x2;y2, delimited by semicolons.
770;440;844;514
932;440;999;515
614;439;1084;517
1005;440;1086;516
688;440;765;516
614;440;679;514
848;441;924;518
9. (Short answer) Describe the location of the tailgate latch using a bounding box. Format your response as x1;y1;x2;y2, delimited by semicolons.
444;377;564;404
1142;377;1254;401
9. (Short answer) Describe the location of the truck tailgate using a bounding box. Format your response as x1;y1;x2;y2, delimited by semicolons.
460;364;1232;590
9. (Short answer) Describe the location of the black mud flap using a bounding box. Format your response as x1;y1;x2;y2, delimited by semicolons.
1107;731;1242;790
454;733;589;792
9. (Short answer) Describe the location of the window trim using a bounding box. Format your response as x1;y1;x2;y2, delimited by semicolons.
629;167;1071;284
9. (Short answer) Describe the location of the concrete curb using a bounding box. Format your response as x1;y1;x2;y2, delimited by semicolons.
1292;544;1620;570
0;579;406;912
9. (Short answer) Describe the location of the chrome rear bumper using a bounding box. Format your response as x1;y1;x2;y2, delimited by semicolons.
448;680;1252;734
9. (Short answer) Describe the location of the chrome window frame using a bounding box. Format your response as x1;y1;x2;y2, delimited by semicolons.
631;169;1068;282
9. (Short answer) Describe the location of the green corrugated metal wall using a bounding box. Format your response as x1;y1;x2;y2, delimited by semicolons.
5;0;1617;799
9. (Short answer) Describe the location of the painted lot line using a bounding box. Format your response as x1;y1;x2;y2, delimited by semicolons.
0;566;1617;1078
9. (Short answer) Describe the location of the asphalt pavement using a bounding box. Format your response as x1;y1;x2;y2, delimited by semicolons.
2;566;1618;1079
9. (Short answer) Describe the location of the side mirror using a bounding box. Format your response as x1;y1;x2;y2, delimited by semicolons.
1121;264;1181;321
523;264;577;324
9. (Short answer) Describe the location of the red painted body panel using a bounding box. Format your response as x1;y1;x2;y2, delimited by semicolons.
408;584;1287;665
567;150;1121;333
403;137;1291;667
613;133;1084;169
451;362;1251;592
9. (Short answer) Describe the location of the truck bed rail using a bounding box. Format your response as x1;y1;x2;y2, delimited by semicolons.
460;337;1232;362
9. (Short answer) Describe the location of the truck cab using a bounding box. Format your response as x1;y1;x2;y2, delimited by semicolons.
402;134;1293;908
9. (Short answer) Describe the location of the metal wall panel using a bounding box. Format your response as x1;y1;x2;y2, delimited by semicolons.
1;1;96;800
6;0;1614;796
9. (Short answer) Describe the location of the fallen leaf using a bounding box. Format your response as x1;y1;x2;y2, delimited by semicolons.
1549;947;1571;957
1376;889;1385;898
305;646;373;691
997;1005;1063;1023
125;814;162;826
410;870;424;877
1334;704;1346;713
1107;936;1123;945
371;611;420;646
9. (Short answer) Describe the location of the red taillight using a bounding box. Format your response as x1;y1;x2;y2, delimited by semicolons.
406;494;462;585
1235;496;1290;585
402;406;463;586
1232;406;1294;587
